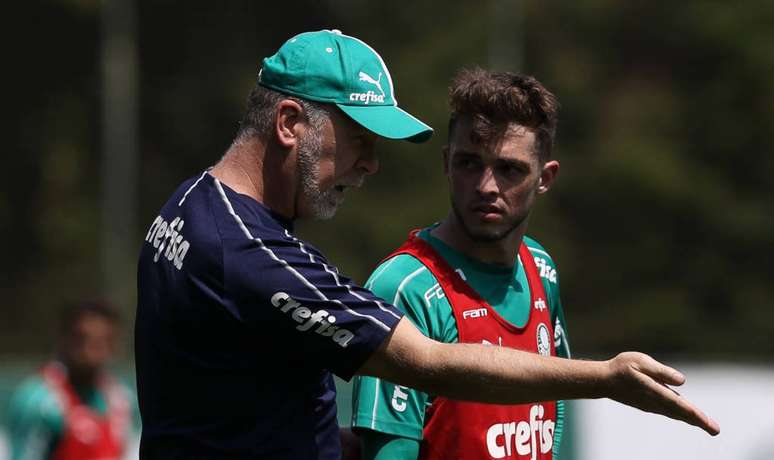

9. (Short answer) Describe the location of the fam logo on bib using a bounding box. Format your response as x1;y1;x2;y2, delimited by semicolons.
462;307;488;319
536;323;551;356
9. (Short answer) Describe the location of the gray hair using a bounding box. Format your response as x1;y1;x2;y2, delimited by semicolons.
237;84;328;142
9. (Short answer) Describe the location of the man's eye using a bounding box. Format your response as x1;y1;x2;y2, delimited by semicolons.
455;158;478;169
498;164;524;176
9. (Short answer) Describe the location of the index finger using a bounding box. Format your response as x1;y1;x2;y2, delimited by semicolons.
647;377;720;436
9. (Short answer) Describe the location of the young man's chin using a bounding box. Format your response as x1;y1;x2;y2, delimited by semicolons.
464;225;511;243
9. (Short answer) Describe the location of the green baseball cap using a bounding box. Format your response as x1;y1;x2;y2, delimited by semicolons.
259;29;433;143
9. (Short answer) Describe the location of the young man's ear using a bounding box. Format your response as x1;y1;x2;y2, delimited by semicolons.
537;160;560;194
274;99;305;149
442;146;450;175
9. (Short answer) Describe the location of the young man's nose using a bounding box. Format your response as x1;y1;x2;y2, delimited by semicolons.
476;167;499;196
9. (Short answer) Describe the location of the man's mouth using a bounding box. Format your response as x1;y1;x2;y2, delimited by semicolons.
334;177;365;193
473;204;503;214
472;204;504;222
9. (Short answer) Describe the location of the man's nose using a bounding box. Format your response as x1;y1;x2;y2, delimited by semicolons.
476;167;498;196
357;148;379;176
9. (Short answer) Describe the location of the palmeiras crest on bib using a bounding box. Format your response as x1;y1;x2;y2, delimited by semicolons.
536;323;552;356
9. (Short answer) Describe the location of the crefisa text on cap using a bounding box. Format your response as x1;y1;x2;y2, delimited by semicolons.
349;90;385;104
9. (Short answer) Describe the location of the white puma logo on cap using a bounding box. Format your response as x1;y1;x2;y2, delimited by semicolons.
358;71;384;96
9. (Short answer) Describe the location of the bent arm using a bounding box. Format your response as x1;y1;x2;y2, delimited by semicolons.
359;318;720;436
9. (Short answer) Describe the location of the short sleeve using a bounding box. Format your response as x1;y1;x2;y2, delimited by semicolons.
351;376;427;440
351;254;454;439
219;221;403;380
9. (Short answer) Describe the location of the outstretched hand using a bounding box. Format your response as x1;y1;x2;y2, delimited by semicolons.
606;352;720;436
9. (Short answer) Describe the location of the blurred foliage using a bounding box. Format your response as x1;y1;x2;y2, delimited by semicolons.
2;0;771;360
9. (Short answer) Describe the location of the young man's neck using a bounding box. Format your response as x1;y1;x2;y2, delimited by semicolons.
431;215;526;267
209;136;298;220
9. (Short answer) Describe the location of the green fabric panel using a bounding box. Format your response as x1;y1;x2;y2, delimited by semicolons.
351;255;434;440
358;428;420;460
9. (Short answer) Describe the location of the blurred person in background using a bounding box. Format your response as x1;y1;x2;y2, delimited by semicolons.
351;68;570;459
135;29;717;460
6;301;135;460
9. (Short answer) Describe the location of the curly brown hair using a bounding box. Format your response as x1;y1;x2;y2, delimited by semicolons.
448;68;559;162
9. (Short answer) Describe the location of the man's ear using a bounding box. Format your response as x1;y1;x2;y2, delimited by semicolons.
442;146;450;175
274;99;305;149
537;160;560;194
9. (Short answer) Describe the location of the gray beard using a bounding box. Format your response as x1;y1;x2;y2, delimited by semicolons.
297;130;339;220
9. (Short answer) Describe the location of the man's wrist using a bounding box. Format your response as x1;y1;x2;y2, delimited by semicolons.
562;357;611;400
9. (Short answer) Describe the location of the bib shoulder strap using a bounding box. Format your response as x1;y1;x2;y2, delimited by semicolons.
384;230;487;312
41;362;79;413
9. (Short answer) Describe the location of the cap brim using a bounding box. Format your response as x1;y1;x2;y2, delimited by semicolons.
336;104;433;143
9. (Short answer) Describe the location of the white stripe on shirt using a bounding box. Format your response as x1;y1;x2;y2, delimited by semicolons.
365;256;400;290
371;378;381;430
178;170;209;206
392;266;427;306
284;230;402;321
527;247;550;258
213;179;391;332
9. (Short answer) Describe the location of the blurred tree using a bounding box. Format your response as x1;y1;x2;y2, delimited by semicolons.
2;0;771;361
2;1;102;354
522;1;774;357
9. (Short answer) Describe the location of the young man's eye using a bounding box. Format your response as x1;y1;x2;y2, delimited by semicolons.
498;163;525;177
454;158;479;169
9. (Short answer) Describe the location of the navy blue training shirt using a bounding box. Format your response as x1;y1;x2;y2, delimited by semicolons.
135;171;403;459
